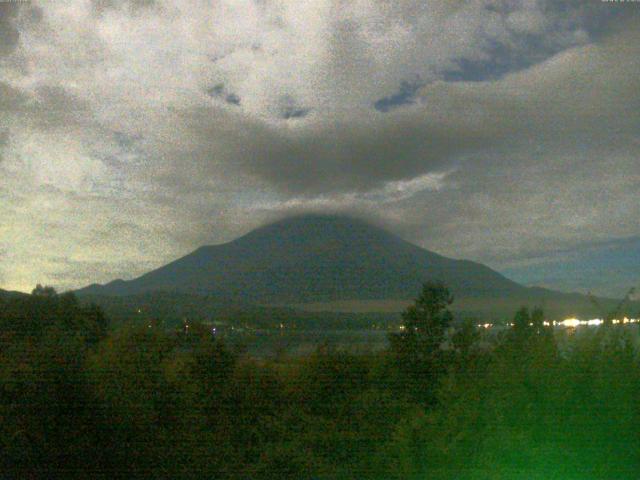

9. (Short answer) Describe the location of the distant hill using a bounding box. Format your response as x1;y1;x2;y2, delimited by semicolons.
76;214;634;319
0;288;28;301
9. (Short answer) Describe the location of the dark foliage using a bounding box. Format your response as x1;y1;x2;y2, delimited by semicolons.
388;281;454;403
0;285;638;478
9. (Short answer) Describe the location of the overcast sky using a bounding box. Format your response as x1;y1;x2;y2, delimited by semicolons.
1;0;639;297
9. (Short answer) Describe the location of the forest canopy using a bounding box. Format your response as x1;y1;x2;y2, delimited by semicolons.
0;284;638;479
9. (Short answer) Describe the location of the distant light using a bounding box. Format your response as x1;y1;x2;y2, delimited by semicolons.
560;318;580;328
586;319;602;326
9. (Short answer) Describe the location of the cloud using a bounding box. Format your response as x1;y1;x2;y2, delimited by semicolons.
151;18;639;197
0;3;22;57
206;83;241;106
91;0;157;15
501;236;640;298
0;0;638;295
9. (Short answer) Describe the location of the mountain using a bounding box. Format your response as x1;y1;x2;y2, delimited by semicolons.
76;214;629;318
77;215;522;299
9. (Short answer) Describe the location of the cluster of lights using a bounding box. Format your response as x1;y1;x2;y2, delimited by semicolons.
465;318;640;330
398;320;639;331
558;317;638;328
612;318;637;324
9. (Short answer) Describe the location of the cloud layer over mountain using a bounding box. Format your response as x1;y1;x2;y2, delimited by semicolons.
1;0;638;295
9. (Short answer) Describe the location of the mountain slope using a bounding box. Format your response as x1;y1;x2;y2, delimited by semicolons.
77;214;531;303
0;288;28;300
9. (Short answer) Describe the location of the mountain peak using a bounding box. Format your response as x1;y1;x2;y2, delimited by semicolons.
76;213;524;302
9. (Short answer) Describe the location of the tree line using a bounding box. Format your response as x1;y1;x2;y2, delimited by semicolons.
0;282;638;478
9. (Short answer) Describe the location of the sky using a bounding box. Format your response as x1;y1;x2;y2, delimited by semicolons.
0;0;639;297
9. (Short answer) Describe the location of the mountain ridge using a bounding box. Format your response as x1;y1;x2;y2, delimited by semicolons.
75;214;631;318
76;214;526;300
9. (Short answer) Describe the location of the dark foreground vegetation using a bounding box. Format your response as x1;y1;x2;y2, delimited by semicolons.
1;284;639;479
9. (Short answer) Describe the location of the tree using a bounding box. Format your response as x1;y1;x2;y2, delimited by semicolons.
389;281;453;402
512;306;531;342
391;281;453;356
31;284;57;297
510;306;553;345
452;318;480;358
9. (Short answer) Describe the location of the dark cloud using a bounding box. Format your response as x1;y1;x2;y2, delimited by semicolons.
376;1;633;103
0;81;29;165
91;0;156;15
279;96;310;119
501;236;640;297
442;33;566;82
0;129;8;163
206;83;241;106
386;136;640;269
0;3;21;57
374;80;422;112
282;107;309;119
171;104;493;197
186;23;639;198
